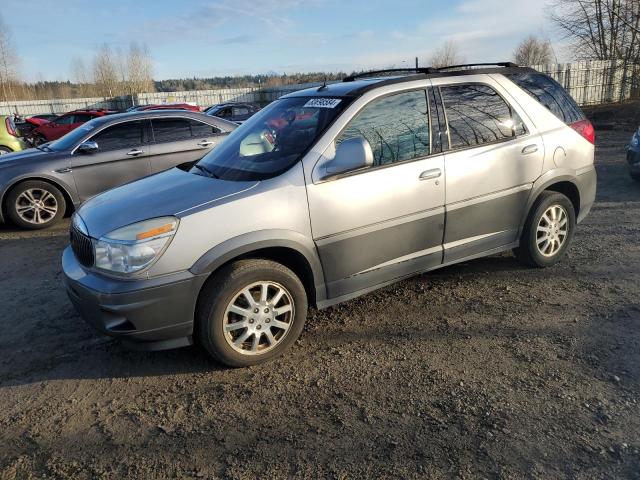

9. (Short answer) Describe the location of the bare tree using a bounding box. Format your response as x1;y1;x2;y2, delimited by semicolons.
429;40;465;68
92;44;120;97
549;0;640;62
70;57;92;97
127;42;154;94
514;35;556;65
0;14;19;102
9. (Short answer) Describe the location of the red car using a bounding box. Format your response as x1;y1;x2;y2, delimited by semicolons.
127;103;201;112
27;109;116;146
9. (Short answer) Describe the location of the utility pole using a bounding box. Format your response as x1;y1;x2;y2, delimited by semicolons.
415;57;419;69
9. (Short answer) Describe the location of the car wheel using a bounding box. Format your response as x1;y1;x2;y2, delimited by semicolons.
0;147;12;155
5;180;66;230
630;172;640;182
197;259;308;367
514;191;576;268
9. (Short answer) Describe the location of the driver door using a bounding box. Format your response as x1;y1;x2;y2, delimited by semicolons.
306;88;446;298
71;120;151;201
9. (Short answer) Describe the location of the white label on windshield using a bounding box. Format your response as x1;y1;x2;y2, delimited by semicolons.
303;98;341;109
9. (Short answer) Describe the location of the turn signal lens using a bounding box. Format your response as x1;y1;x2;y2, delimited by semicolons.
136;223;174;240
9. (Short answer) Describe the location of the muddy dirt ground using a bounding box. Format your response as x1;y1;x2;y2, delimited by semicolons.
1;126;639;479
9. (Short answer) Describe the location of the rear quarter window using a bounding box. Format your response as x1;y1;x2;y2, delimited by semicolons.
505;72;584;125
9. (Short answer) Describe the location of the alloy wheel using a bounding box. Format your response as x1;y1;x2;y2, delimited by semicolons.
536;204;568;257
223;281;294;355
15;188;59;225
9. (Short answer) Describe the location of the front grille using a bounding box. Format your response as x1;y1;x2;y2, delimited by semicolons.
70;225;95;267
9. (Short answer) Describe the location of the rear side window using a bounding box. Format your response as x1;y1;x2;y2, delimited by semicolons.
505;72;584;124
152;118;221;142
440;84;524;149
73;114;93;123
337;90;430;166
91;121;144;150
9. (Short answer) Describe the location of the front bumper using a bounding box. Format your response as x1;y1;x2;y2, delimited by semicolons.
62;246;208;350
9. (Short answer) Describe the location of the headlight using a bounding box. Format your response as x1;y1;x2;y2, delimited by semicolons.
94;217;178;275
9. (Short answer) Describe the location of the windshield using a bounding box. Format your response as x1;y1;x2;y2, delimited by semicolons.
194;96;349;181
47;119;101;151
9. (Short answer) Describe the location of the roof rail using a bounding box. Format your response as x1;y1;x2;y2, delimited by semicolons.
436;62;519;71
343;67;438;82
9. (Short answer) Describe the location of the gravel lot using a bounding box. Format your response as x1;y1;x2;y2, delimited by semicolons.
1;127;639;480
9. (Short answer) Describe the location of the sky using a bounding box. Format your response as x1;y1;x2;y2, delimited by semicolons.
3;0;561;81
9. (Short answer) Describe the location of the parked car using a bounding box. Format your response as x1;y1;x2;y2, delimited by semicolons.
0;110;236;229
205;102;260;124
127;103;200;113
627;127;640;181
26;109;117;146
0;115;28;155
63;63;596;367
16;114;59;136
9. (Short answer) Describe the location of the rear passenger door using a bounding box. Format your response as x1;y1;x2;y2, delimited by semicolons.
149;117;224;173
434;79;544;262
71;120;150;201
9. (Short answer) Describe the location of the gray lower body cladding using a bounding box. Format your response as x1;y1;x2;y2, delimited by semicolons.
62;247;207;349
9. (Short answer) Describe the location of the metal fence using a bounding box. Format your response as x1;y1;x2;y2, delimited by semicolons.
1;62;638;116
532;60;640;106
0;83;323;116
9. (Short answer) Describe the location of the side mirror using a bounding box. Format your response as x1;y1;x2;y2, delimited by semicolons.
322;137;373;179
77;141;99;154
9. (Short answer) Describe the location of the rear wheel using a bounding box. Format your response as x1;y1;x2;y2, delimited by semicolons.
514;191;576;268
197;259;308;367
5;180;66;229
0;146;12;155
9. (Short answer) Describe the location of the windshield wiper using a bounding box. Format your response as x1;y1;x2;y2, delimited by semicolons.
36;144;51;152
193;163;219;179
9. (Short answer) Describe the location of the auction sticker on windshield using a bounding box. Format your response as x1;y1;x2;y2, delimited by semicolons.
303;98;342;109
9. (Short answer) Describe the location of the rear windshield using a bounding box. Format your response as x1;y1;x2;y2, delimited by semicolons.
195;96;350;181
505;72;584;125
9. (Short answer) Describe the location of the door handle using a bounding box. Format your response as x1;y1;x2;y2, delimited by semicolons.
126;149;144;156
521;144;539;155
419;168;442;181
197;140;215;147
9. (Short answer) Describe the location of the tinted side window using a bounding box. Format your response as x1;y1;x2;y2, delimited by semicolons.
233;106;250;117
189;119;222;137
73;114;93;123
55;115;75;125
440;84;517;149
91;121;144;150
337;90;430;166
152;118;192;142
505;72;584;125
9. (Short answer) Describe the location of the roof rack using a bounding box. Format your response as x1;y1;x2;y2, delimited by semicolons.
436;62;519;71
343;67;438;82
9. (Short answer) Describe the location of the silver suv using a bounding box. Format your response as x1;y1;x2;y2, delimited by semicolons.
62;63;597;367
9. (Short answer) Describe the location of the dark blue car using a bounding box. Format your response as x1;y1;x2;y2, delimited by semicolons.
628;127;640;181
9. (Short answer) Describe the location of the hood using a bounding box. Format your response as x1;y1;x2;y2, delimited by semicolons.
0;148;51;167
77;167;259;238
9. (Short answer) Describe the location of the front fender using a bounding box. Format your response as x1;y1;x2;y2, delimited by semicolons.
189;229;327;304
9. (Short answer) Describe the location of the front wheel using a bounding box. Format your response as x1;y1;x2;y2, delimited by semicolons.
5;180;66;229
514;191;576;268
197;259;308;367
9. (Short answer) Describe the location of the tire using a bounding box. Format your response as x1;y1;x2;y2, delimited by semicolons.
630;172;640;182
514;191;576;268
0;146;12;155
196;259;308;367
5;180;66;230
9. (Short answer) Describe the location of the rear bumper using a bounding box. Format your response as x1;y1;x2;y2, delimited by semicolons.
576;166;597;223
62;246;208;350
